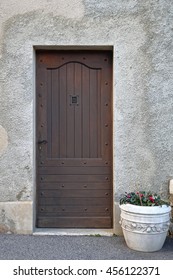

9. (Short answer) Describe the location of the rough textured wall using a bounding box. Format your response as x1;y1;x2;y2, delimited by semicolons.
0;0;173;232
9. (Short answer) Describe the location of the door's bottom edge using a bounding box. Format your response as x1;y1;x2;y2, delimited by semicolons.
33;228;114;236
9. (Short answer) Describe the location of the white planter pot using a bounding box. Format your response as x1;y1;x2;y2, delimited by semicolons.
119;204;171;252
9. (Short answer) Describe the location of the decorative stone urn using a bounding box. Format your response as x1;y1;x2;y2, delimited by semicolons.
119;204;171;252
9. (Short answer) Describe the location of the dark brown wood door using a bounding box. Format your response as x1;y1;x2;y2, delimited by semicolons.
36;50;113;228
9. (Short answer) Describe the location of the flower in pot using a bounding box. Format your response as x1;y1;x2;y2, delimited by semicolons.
119;191;171;252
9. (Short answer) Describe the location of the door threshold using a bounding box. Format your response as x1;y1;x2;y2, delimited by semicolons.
33;228;114;236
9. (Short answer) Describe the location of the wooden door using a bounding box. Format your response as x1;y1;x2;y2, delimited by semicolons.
36;50;113;228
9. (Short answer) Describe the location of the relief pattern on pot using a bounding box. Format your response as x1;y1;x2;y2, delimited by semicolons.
120;218;170;233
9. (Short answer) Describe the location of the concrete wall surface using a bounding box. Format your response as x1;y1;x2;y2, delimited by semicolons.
0;0;173;234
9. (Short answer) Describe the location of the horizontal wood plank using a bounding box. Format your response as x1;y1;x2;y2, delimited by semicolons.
38;158;111;167
38;205;111;216
39;166;111;175
39;182;111;190
37;216;112;228
39;189;111;198
38;197;110;206
39;174;111;182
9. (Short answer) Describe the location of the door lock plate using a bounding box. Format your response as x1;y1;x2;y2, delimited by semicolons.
70;95;79;106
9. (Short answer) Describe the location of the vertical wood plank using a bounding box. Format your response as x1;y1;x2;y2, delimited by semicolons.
66;63;75;158
47;69;52;158
37;66;48;163
51;69;60;158
101;56;112;162
59;65;67;158
74;63;82;158
89;69;98;158
97;70;101;158
82;65;90;158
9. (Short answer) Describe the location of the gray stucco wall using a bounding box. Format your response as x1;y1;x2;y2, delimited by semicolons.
0;0;173;234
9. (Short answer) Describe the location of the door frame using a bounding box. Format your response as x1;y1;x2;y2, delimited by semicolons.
33;46;115;233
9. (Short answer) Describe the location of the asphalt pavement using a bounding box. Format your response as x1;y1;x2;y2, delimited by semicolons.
0;234;172;260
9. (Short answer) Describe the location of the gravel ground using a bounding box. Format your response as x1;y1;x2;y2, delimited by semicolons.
0;235;172;260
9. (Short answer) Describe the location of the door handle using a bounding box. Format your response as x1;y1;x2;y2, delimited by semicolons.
38;140;48;144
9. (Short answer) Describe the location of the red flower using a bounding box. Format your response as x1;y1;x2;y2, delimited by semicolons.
149;196;155;202
137;192;143;197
